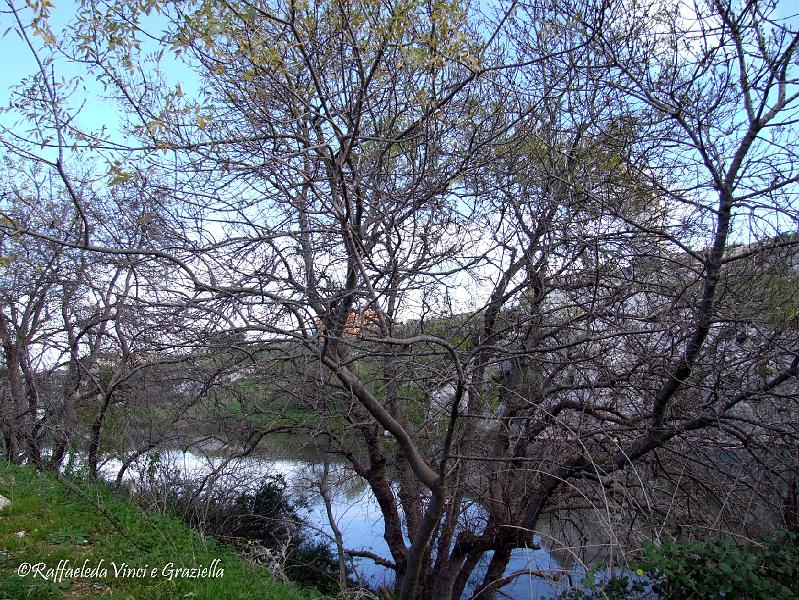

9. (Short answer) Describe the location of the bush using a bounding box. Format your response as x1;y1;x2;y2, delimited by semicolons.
639;531;799;600
285;540;343;593
557;569;647;599
198;476;299;547
557;532;799;600
153;475;344;594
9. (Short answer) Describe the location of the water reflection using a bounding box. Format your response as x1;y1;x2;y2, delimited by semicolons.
97;449;575;598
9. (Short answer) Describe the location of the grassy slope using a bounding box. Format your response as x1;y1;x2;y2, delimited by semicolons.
0;462;319;600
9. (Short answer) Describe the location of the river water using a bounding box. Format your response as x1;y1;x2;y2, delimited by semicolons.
97;448;586;598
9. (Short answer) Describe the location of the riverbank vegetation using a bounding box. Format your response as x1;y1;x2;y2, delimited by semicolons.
0;462;321;599
2;0;799;598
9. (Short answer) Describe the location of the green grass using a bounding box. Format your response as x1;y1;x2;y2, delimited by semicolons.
0;462;322;600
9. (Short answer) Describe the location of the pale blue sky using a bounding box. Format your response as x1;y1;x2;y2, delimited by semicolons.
0;0;200;146
3;0;797;140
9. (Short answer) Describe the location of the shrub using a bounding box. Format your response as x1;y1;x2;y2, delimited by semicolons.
151;475;344;594
557;532;799;599
557;568;647;599
638;531;799;600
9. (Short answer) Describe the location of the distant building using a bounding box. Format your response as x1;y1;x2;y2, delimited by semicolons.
314;308;381;339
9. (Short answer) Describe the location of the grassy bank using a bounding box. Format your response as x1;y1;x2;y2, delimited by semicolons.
0;462;321;600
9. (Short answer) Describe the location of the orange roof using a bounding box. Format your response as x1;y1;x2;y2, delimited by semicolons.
315;309;380;338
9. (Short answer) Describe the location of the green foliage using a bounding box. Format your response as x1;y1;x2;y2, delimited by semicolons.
285;541;342;595
183;476;297;547
43;529;91;546
155;475;343;594
557;533;799;600
557;567;646;599
0;574;66;600
0;462;321;599
638;532;799;600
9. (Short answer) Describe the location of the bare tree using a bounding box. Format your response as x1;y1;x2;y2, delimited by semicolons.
2;0;799;598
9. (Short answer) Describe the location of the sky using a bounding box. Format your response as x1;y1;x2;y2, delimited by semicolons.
2;0;799;263
2;0;105;135
3;0;798;152
0;0;201;144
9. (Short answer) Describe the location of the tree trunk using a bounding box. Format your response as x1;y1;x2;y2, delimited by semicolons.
88;393;113;479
